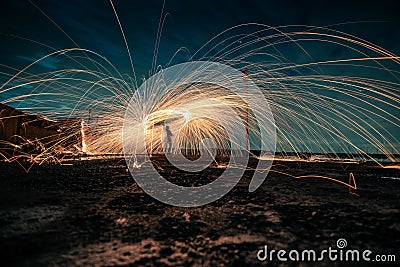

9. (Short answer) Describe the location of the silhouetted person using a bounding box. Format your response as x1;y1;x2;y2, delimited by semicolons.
163;125;173;153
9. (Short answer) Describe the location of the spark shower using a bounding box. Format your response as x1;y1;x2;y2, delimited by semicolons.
0;1;399;168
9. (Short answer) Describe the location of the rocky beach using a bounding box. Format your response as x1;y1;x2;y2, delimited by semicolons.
0;157;399;266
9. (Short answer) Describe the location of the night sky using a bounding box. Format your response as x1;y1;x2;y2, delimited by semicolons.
1;0;400;79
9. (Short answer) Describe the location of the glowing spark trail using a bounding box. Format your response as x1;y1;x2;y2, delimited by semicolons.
0;21;399;179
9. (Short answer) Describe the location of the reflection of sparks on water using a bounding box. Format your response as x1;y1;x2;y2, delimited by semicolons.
81;120;87;154
0;1;399;185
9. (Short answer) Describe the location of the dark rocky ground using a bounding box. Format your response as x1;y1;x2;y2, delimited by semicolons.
0;157;399;266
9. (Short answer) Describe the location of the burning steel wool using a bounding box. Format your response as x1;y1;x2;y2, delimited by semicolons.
2;1;400;265
0;2;399;174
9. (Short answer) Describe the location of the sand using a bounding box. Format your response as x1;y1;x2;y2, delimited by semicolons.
0;157;399;266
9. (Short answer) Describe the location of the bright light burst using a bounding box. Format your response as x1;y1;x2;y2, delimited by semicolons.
0;20;399;168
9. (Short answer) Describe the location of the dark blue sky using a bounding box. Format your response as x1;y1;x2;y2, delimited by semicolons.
1;0;400;79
